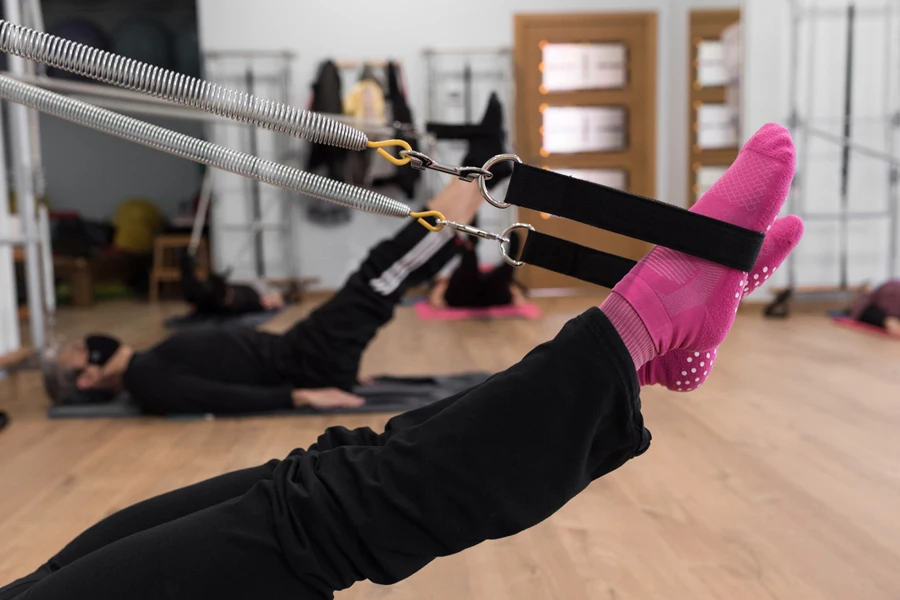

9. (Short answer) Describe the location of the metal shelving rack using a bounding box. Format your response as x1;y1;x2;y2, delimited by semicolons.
0;0;52;366
767;0;899;316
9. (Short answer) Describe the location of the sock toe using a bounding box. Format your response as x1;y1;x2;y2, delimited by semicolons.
693;124;796;234
743;123;796;165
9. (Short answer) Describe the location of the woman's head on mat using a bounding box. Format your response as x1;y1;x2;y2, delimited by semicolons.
41;343;83;404
42;335;127;403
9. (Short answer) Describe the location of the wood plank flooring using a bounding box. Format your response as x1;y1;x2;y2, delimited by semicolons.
1;297;898;599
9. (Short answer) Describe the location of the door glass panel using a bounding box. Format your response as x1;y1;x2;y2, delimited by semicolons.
542;43;628;92
697;103;738;149
696;40;728;87
556;168;627;189
542;106;627;154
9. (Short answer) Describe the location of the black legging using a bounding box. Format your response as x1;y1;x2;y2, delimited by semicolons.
179;253;264;315
857;303;888;329
442;231;521;308
1;308;649;600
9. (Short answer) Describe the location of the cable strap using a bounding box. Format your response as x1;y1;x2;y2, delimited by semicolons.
506;164;764;273
519;231;637;289
426;123;502;139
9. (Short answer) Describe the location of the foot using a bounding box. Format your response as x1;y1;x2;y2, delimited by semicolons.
600;123;800;375
638;215;804;391
885;317;900;337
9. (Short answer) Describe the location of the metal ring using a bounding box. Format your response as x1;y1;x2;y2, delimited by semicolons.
499;223;535;267
478;153;522;208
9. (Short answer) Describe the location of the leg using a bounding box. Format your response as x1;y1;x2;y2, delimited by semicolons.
441;243;487;307
445;228;523;308
0;461;278;600
856;304;889;329
178;252;218;313
474;230;524;307
7;125;803;599
9;308;647;600
279;180;483;391
224;284;265;314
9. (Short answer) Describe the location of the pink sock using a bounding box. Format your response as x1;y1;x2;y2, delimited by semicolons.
601;123;797;370
638;215;804;391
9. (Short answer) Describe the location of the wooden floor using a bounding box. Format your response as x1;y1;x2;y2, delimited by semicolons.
1;297;899;599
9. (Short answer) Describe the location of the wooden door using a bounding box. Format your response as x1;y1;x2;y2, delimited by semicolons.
689;9;741;205
514;12;657;292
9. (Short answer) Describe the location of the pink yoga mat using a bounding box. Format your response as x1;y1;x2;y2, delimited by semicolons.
414;301;543;321
832;316;896;339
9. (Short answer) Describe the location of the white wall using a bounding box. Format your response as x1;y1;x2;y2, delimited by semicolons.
36;1;204;221
743;0;900;296
40;115;205;221
197;0;739;289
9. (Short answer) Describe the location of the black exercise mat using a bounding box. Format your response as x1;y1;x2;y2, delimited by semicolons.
164;309;282;331
47;372;491;420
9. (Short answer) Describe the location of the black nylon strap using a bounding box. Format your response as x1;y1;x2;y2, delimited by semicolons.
425;123;498;140
519;231;637;289
506;164;764;272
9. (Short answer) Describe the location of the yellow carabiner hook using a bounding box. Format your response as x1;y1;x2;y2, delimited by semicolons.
368;139;412;166
409;210;446;232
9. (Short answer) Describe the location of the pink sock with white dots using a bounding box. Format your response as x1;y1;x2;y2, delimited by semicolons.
600;123;801;379
637;215;804;391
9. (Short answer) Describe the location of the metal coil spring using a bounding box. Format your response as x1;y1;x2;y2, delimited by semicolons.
0;19;369;151
0;75;410;218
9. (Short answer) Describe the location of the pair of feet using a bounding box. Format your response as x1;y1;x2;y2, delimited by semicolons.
601;123;804;392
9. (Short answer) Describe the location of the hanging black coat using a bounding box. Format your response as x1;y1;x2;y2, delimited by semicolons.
306;60;352;225
372;61;421;200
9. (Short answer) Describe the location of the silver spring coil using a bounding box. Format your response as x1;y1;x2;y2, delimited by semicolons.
0;19;369;151
0;75;411;219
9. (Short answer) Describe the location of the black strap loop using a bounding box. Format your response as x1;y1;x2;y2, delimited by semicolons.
519;231;637;289
425;123;499;140
506;164;764;273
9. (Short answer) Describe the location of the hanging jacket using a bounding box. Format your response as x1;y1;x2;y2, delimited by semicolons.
372;61;421;200
344;79;386;124
306;60;351;225
342;74;384;187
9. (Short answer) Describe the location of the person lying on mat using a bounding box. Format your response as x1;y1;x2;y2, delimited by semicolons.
3;124;804;600
178;253;292;316
427;220;527;309
848;279;900;336
43;179;488;415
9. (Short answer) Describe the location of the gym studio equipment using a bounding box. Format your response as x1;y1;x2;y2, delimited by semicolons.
0;19;765;289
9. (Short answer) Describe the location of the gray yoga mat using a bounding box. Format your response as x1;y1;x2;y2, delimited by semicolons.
164;309;282;332
47;372;491;420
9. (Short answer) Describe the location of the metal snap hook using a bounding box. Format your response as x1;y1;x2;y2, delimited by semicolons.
402;150;493;183
499;223;535;267
478;154;522;209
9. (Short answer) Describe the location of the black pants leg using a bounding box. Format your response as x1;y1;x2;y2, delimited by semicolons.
178;252;218;313
279;219;458;391
474;229;521;307
442;244;489;307
0;391;468;600
5;308;648;600
0;462;279;600
443;231;519;308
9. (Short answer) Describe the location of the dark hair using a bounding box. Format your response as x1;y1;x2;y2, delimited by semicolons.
40;345;81;405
